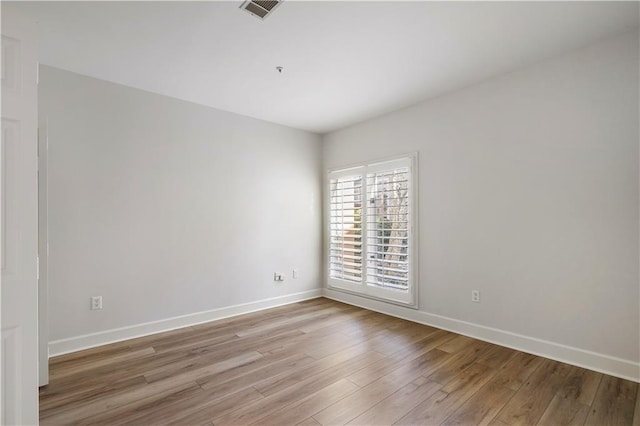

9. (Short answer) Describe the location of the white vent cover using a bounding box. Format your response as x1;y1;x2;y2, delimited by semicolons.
240;0;282;20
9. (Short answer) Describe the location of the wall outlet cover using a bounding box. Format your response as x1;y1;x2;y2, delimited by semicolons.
91;296;103;310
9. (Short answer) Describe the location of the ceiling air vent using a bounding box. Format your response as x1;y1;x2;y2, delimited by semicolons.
240;0;282;20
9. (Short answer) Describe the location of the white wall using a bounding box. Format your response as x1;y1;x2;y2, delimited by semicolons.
323;32;639;372
39;66;322;346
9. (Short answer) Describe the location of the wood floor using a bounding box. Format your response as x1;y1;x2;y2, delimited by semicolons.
41;298;639;426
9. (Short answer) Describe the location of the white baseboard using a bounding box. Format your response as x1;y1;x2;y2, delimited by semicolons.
323;288;640;383
49;289;322;357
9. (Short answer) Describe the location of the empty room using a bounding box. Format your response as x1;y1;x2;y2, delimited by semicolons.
1;1;639;425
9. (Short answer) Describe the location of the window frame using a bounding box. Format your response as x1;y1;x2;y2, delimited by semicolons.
326;153;419;308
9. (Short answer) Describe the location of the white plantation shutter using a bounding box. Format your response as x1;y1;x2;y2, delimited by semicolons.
366;165;410;290
329;172;363;283
328;155;417;306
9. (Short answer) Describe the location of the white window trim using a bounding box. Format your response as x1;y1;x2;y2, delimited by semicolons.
326;153;419;309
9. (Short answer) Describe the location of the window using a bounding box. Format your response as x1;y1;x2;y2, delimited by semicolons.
328;155;417;306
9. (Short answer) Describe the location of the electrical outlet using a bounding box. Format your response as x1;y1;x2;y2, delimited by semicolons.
91;296;103;310
273;273;284;282
292;269;298;279
471;290;480;303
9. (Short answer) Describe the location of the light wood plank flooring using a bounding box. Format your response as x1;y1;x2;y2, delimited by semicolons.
41;298;639;425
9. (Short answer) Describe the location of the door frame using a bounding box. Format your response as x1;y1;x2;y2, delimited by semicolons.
1;4;41;423
38;118;49;386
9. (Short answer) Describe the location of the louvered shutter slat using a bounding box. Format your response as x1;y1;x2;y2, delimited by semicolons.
329;174;363;281
366;167;410;290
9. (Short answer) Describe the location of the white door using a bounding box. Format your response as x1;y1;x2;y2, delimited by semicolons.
1;4;40;425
